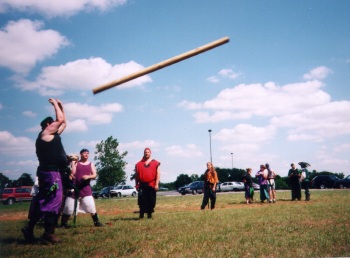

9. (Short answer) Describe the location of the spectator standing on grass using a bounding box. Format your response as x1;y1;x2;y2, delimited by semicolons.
256;165;270;203
60;149;103;228
135;148;160;219
242;168;254;204
299;162;311;201
266;163;277;203
201;162;219;210
288;163;301;201
22;98;68;244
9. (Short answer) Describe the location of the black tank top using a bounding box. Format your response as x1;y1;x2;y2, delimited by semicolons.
36;132;67;167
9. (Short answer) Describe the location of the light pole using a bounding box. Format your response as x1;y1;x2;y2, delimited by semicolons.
208;129;212;163
231;152;233;170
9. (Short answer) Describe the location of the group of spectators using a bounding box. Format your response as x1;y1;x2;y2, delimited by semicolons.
242;162;311;204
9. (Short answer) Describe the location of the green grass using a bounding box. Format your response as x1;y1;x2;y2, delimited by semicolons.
0;190;349;257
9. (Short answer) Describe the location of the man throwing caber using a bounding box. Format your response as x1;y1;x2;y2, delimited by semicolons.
135;148;160;219
22;98;68;244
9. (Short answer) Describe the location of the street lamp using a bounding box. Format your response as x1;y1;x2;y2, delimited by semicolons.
231;152;233;170
208;129;212;163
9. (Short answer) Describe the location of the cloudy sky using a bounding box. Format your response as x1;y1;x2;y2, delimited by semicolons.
1;0;349;184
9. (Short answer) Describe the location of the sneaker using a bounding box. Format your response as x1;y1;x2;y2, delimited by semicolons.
41;233;61;244
21;227;35;244
94;221;104;227
273;199;276;203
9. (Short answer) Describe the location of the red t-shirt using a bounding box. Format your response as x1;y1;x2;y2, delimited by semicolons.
135;159;160;187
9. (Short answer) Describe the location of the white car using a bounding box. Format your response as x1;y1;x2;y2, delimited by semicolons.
219;181;245;192
110;185;137;197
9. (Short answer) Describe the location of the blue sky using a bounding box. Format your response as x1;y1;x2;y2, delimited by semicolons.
0;0;349;184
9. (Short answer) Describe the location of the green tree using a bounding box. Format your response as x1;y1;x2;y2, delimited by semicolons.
94;136;128;192
174;174;192;189
0;173;12;188
190;174;199;182
215;167;246;182
13;173;34;186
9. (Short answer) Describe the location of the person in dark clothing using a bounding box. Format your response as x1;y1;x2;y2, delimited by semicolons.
22;98;68;244
288;163;301;201
299;162;311;201
200;162;219;210
135;148;160;219
243;168;254;204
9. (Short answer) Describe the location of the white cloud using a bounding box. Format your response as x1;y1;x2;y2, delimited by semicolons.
271;101;350;141
64;102;123;125
303;66;332;80
206;76;220;83
214;124;276;144
165;144;203;157
0;19;69;74
218;68;241;79
0;131;34;156
180;80;330;123
119;140;161;152
0;0;127;17
78;140;101;148
22;110;37;118
17;58;152;96
334;143;350;152
207;68;241;84
6;159;38;167
65;119;89;133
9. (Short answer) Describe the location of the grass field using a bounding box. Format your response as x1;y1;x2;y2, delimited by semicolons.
0;190;349;258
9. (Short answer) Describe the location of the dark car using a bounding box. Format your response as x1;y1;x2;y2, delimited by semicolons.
178;181;204;195
0;186;33;205
98;186;114;198
334;175;350;189
311;175;340;189
92;191;100;199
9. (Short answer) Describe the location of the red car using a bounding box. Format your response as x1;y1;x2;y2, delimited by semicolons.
1;186;33;205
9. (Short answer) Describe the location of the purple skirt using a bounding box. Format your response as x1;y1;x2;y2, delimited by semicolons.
29;171;63;218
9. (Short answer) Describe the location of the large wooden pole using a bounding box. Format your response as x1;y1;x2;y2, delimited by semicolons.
92;36;230;94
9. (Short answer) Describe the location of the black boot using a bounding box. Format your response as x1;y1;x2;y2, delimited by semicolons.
41;214;61;243
60;214;70;229
91;213;103;227
21;226;35;244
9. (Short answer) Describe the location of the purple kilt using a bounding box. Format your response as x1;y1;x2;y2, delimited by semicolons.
29;171;63;218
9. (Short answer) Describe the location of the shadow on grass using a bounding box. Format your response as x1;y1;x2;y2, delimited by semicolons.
110;217;140;221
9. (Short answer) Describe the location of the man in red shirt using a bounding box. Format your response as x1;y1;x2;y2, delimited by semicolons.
135;148;160;219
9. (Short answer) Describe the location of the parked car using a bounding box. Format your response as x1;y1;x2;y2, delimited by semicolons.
98;186;114;198
252;183;260;190
92;191;100;199
219;181;244;192
311;175;340;189
110;185;137;197
1;186;33;205
178;181;204;195
159;187;169;191
216;182;222;192
334;175;350;189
